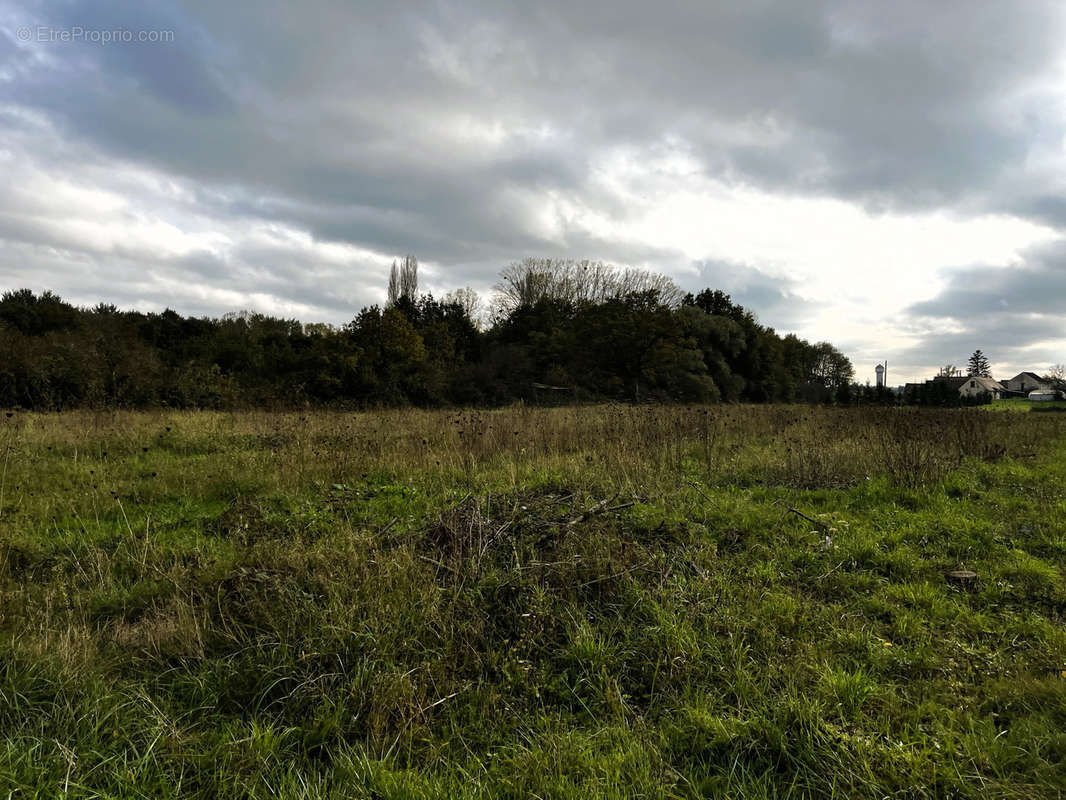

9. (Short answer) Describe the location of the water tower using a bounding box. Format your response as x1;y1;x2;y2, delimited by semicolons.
875;362;886;388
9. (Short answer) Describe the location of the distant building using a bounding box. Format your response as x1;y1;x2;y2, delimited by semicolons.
959;377;1004;399
905;370;1050;405
904;374;973;405
1003;372;1051;395
932;375;968;390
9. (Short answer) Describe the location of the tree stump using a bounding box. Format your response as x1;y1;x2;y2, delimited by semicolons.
946;569;978;590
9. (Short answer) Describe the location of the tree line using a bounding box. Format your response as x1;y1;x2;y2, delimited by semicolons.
0;258;855;409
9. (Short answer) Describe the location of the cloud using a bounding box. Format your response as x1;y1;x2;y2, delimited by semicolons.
909;243;1066;318
894;240;1066;376
691;258;823;332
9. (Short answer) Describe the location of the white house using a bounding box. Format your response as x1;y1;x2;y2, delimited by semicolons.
959;377;1005;399
1004;372;1051;394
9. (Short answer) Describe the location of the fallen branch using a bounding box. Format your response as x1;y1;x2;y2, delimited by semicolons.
817;560;845;581
579;559;655;587
779;506;830;531
421;691;460;714
522;557;584;570
685;481;718;507
567;493;632;525
417;554;457;574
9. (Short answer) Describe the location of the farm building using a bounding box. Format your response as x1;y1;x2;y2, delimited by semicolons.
1003;372;1052;394
903;374;1002;404
958;377;1005;399
932;375;968;390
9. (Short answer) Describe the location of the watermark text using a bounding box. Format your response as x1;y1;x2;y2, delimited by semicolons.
16;25;175;44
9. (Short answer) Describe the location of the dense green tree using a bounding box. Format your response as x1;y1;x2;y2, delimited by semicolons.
570;290;698;401
0;272;859;410
346;306;427;403
678;306;745;401
967;350;992;378
0;289;78;336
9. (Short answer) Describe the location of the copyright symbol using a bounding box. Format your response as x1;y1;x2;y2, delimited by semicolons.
16;27;31;41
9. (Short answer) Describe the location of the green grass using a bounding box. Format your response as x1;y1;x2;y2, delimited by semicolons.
1;405;1066;798
989;397;1066;412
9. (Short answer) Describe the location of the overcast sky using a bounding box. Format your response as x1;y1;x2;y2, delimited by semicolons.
1;1;1065;384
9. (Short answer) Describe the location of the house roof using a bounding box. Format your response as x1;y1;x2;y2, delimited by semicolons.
933;376;968;389
962;377;1004;392
1009;371;1043;383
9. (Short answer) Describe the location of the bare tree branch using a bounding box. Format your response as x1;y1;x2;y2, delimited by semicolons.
492;258;684;316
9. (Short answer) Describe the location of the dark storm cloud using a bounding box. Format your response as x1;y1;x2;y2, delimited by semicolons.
899;239;1066;371
1008;194;1066;232
692;259;824;332
10;1;1064;226
41;0;232;114
0;0;1064;350
894;315;1064;377
910;253;1066;318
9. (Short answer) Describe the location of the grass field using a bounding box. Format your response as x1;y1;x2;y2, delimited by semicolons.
2;405;1066;798
989;398;1066;413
